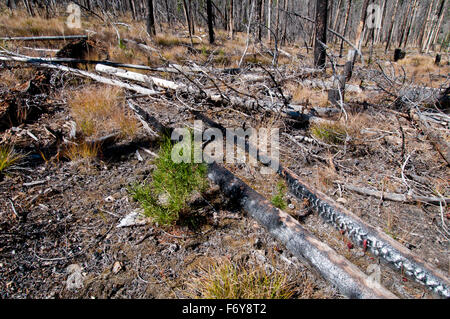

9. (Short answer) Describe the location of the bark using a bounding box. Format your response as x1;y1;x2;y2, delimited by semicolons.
339;0;352;57
354;0;370;50
146;0;156;36
229;0;234;39
206;0;215;44
313;0;328;68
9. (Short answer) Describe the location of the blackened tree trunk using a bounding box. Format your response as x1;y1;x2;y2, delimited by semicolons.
206;0;215;44
147;0;156;36
314;0;328;68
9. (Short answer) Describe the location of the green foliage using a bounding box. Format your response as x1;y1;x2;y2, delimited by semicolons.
310;123;346;145
189;260;294;299
129;136;208;226
271;181;288;210
0;146;23;174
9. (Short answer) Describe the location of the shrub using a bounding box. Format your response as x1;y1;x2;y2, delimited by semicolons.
271;181;288;210
310;123;346;145
129;136;208;226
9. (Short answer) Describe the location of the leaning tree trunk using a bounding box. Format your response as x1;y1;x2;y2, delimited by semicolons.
146;0;156;36
206;0;215;44
314;0;328;68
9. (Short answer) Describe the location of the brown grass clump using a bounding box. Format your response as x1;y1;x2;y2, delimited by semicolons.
397;54;449;87
62;142;100;162
187;259;295;299
68;86;139;139
288;84;329;107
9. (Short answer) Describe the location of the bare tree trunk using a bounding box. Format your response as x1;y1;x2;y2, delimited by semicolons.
339;0;352;57
276;0;281;42
420;0;436;52
164;0;171;27
398;0;412;47
182;0;193;44
428;0;447;52
402;0;418;48
385;0;399;53
207;0;215;44
129;0;136;20
267;0;272;42
281;0;289;45
146;0;156;36
354;0;370;50
331;0;342;42
314;0;328;68
229;0;234;39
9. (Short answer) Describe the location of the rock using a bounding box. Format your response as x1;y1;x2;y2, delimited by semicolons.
66;264;83;291
116;210;148;228
112;261;122;274
104;196;115;203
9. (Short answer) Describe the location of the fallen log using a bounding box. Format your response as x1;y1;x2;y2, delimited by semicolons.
0;55;159;96
207;162;397;299
411;110;450;166
338;183;450;205
0;35;88;41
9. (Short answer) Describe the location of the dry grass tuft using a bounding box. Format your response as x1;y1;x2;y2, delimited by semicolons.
0;145;24;173
62;142;100;162
187;259;295;299
287;84;329;107
68;85;139;139
310;122;346;145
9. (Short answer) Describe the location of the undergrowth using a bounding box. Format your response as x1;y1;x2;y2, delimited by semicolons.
271;181;288;210
310;123;346;145
129;136;208;226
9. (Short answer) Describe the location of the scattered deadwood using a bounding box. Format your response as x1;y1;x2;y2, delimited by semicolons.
207;162;397;299
410;110;450;166
339;183;450;205
125;100;396;299
0;55;159;96
196;112;450;298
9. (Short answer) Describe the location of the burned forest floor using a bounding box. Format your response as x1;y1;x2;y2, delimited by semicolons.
0;11;449;299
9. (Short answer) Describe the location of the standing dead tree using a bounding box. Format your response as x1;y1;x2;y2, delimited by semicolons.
313;0;328;68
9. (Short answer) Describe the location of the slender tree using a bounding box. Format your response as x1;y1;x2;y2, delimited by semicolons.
146;0;156;36
314;0;328;68
206;0;215;44
385;0;400;53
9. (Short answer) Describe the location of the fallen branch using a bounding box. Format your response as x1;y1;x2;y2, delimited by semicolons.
0;55;159;96
0;35;88;41
339;183;450;205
